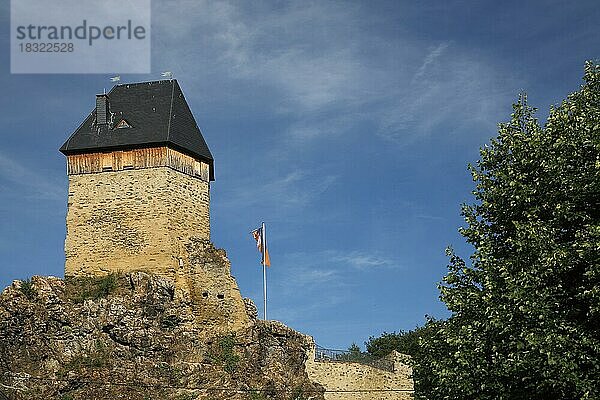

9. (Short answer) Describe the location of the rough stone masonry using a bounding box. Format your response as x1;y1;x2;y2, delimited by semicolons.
65;157;210;278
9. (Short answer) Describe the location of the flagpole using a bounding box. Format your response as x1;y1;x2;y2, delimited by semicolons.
262;222;268;320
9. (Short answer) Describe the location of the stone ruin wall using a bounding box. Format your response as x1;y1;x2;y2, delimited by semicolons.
178;238;251;332
305;342;414;400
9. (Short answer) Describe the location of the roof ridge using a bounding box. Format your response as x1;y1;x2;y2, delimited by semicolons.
113;79;175;88
62;110;94;151
166;80;176;142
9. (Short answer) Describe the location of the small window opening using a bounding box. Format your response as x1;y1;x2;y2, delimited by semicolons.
217;294;225;300
202;291;209;298
102;166;113;172
115;119;132;129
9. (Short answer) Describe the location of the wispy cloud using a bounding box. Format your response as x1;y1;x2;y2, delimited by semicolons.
268;248;401;324
282;263;340;288
277;249;399;289
414;213;446;222
153;1;371;111
265;251;346;322
0;152;63;202
152;2;518;148
413;42;450;82
285;113;359;143
219;169;336;211
377;44;517;144
330;251;396;269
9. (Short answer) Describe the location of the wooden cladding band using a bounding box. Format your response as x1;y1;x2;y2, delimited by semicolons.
67;147;210;181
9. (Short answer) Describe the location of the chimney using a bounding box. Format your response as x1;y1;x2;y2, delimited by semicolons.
96;94;109;125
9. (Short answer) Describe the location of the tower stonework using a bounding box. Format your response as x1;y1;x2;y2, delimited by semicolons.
60;80;214;279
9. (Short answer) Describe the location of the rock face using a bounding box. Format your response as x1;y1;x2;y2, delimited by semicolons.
0;239;414;400
0;264;324;399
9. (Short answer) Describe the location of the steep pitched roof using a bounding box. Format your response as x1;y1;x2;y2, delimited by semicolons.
60;80;214;180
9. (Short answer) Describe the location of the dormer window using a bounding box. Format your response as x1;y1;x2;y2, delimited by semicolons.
115;119;132;129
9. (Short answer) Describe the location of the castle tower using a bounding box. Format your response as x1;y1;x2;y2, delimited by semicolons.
60;80;214;277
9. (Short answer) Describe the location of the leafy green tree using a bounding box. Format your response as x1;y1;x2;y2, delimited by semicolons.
347;342;362;359
365;328;424;359
415;62;600;399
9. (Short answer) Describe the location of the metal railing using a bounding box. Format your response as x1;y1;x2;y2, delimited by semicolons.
314;345;395;372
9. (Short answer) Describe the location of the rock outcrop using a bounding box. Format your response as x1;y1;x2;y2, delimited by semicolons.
0;270;324;399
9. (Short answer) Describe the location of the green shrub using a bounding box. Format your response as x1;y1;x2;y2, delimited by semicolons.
18;278;36;300
161;314;182;329
63;340;111;371
66;273;121;303
248;390;267;400
208;333;240;374
290;386;308;400
95;273;118;297
173;392;197;400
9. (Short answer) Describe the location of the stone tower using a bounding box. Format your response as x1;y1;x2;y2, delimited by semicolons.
60;80;214;278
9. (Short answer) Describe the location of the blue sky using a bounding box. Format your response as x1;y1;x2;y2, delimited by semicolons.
0;0;598;349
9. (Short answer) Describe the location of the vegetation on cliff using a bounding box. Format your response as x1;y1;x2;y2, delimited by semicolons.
0;273;324;400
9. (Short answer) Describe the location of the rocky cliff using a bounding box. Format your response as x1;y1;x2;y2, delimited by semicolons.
0;244;324;400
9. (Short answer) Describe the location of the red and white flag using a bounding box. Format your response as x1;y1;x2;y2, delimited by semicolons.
252;226;271;267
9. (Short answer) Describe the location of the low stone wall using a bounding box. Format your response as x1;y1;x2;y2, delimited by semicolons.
305;340;414;400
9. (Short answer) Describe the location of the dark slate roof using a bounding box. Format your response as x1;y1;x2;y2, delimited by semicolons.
60;80;214;180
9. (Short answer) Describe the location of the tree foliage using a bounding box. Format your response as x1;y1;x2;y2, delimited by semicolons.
346;343;363;360
365;328;425;359
414;62;600;399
